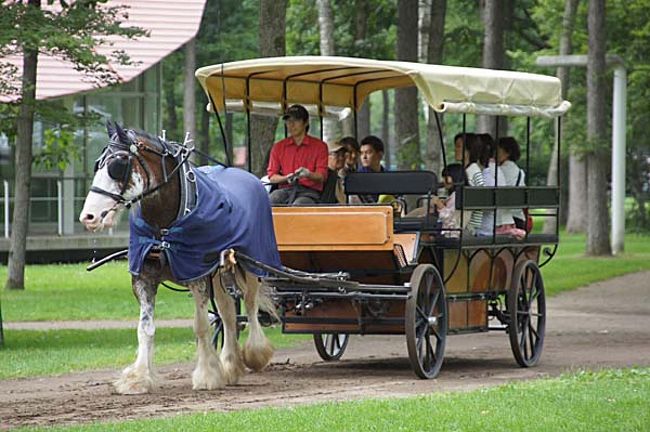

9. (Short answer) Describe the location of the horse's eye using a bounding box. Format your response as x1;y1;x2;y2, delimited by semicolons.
93;159;100;173
107;157;130;181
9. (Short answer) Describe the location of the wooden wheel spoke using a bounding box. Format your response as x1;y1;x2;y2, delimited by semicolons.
428;289;441;317
528;321;539;341
416;305;429;322
424;335;435;367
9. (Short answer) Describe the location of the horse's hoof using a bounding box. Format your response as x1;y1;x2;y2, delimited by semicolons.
243;338;274;372
113;365;156;394
192;368;226;390
221;353;245;385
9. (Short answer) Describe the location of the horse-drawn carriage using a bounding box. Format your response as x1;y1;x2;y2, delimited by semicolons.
80;56;568;394
194;56;569;379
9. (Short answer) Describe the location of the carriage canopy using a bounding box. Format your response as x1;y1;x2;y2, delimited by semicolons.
195;56;571;119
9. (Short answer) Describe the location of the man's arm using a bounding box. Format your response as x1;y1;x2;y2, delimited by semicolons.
267;142;293;184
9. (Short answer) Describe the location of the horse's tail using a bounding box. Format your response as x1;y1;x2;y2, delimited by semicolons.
257;282;279;322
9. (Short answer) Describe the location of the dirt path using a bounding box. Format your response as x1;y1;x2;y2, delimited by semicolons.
2;271;649;429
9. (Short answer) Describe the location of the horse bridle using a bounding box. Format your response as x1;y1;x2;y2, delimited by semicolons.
91;133;195;215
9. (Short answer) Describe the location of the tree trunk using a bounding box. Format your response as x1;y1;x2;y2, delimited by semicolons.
425;0;446;176
566;155;588;232
478;0;507;136
6;0;40;290
352;0;369;140
382;90;391;168
163;68;178;138
544;0;579;235
183;38;197;163
395;0;420;170
585;0;610;256
250;0;286;176
199;103;210;165
316;0;338;144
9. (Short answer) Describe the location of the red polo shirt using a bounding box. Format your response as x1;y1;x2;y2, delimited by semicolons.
267;134;328;192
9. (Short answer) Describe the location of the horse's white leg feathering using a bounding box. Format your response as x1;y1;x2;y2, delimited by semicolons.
240;271;274;372
114;278;158;394
213;273;245;385
190;280;226;390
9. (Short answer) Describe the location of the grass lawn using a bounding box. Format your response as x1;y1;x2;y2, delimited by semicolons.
17;368;650;432
541;232;650;296
1;232;649;322
0;326;308;380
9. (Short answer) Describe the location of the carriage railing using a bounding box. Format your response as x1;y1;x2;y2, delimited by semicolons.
457;185;560;245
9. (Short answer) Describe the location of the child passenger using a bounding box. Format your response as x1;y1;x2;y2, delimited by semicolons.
434;163;469;238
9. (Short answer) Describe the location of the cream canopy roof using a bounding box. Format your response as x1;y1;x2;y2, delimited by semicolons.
195;56;570;119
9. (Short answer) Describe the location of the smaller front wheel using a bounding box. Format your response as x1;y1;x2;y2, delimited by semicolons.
313;333;349;361
405;264;447;379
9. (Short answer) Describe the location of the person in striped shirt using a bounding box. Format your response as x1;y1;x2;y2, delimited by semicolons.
455;133;485;234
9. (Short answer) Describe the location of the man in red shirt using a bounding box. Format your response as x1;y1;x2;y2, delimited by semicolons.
267;104;328;205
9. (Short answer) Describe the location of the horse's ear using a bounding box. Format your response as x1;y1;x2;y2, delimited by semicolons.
115;123;131;145
106;120;117;138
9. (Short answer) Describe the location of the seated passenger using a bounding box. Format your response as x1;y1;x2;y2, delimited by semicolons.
353;135;386;203
497;136;529;232
266;104;328;206
339;136;360;176
435;163;469;237
478;134;525;239
320;140;347;204
457;133;484;235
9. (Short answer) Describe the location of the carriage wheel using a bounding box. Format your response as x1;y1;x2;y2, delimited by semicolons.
313;333;349;361
507;260;546;367
405;264;447;379
208;309;225;350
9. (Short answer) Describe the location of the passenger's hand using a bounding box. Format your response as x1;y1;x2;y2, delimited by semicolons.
294;167;311;178
286;173;297;185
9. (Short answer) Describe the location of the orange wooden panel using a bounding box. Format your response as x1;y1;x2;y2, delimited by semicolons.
448;301;467;330
444;250;469;293
273;206;394;251
394;233;418;264
467;300;487;327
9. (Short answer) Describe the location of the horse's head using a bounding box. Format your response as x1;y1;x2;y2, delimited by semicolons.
79;121;169;231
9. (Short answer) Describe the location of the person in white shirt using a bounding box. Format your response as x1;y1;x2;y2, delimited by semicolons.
497;136;528;232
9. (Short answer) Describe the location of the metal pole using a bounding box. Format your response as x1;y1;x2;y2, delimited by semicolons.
57;180;63;236
4;180;9;238
611;65;627;254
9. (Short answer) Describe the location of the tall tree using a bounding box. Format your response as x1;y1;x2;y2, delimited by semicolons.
478;0;507;136
395;0;420;169
585;0;610;255
2;1;144;290
544;0;579;235
250;0;287;176
424;0;446;175
316;0;338;144
354;0;370;140
184;38;197;150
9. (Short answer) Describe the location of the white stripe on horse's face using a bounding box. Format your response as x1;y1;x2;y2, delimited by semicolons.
78;165;144;231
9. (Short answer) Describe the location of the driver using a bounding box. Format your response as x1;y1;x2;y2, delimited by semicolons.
267;104;328;205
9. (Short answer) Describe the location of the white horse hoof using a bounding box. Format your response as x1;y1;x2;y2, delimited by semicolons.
114;366;156;394
221;352;245;385
192;368;226;390
243;338;274;372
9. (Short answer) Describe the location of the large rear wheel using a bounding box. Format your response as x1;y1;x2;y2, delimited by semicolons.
405;264;447;379
508;260;546;367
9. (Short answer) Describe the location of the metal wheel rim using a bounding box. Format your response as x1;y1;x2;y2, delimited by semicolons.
314;333;349;361
405;264;447;379
508;260;546;367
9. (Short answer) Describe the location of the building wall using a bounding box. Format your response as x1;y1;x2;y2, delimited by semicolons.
0;63;162;237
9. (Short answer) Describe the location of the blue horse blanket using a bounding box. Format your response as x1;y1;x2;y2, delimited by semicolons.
128;165;282;283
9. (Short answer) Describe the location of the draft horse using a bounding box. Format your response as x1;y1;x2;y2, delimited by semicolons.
79;122;281;394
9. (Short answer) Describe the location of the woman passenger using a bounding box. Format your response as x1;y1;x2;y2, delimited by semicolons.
458;133;484;235
497;136;528;231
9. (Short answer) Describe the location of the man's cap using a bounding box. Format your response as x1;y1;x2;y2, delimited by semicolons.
282;104;309;122
327;141;346;154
